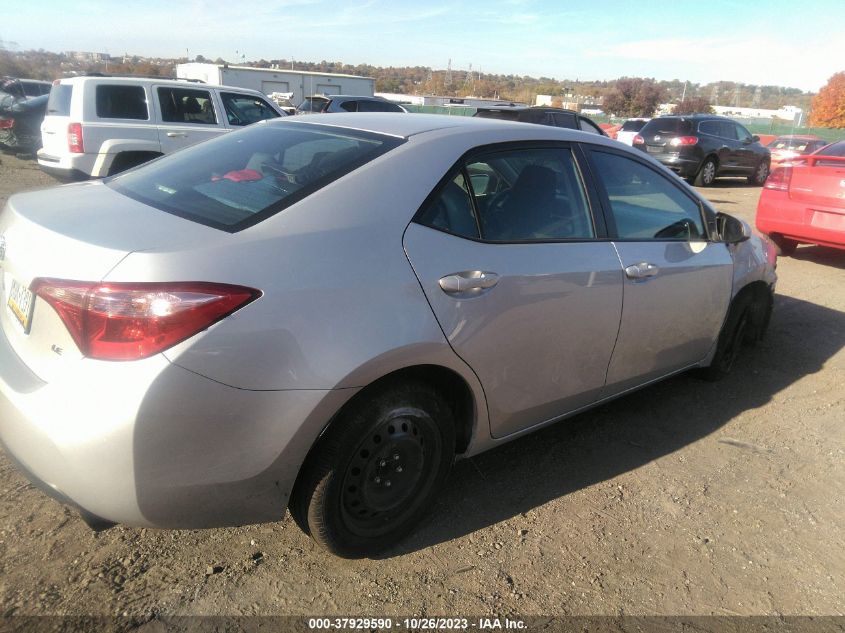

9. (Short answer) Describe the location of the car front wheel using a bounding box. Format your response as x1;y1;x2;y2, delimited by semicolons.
290;380;455;558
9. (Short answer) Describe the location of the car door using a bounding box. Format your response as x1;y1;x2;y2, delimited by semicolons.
154;86;227;153
733;122;759;171
585;147;733;397
403;144;624;438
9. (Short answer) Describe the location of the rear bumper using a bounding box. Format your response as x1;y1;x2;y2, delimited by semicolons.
36;150;94;181
0;324;354;529
756;191;845;250
650;154;701;178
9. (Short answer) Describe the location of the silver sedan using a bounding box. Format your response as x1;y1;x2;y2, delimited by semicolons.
0;114;777;557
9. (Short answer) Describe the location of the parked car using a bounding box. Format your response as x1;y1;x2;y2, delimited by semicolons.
296;94;406;114
473;105;606;135
0;114;776;557
767;135;829;167
0;93;47;155
633;115;771;186
0;77;52;101
37;76;285;181
616;118;650;146
756;141;845;255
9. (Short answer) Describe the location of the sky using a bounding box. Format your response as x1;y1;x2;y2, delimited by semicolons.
2;0;844;92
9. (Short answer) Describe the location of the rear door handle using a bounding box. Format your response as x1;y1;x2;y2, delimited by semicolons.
625;262;660;280
166;132;188;138
439;271;499;294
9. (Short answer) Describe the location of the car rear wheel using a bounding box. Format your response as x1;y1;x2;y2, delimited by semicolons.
748;160;770;185
290;380;455;558
694;157;718;187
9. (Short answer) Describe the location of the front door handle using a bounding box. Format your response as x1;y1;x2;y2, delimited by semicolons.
439;271;499;294
166;132;188;138
625;262;660;280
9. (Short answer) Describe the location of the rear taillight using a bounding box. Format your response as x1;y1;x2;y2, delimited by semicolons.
31;279;261;361
670;136;698;147
765;166;792;191
0;118;13;129
67;122;84;153
633;134;644;145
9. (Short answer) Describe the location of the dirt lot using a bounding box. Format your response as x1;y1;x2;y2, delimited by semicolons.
0;153;843;621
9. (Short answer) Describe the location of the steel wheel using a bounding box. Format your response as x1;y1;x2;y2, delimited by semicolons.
290;380;455;557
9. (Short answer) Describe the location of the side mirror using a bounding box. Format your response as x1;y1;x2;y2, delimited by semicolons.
718;212;750;244
752;135;760;142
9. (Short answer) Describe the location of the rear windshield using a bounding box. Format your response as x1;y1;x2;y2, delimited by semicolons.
474;109;520;121
768;138;815;151
297;97;328;113
620;120;648;132
640;118;693;136
108;122;404;231
46;84;73;115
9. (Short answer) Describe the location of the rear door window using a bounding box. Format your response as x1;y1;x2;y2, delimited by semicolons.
698;121;719;136
552;112;577;128
158;87;217;125
96;85;148;120
589;149;706;241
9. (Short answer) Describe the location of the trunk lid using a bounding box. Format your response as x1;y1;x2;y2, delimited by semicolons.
0;181;222;382
40;82;73;157
789;156;845;207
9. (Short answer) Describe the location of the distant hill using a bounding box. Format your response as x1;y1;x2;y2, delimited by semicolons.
0;48;815;113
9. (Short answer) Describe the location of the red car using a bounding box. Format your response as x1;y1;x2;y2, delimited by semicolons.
756;140;845;255
767;134;829;168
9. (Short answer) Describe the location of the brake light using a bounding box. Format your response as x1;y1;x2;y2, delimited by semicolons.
633;135;644;145
31;280;261;361
670;136;698;147
0;118;13;129
67;122;84;153
765;166;792;191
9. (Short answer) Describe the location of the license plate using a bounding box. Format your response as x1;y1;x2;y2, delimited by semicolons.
7;278;35;332
646;145;662;154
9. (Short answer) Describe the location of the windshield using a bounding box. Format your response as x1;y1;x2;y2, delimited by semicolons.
297;97;329;113
474;109;520;121
620;120;648;132
108;122;404;231
640;118;693;136
768;137;817;152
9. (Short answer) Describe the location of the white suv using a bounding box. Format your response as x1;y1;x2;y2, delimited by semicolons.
37;76;285;180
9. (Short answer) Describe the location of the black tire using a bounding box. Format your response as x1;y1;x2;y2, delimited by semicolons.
748;159;770;186
290;380;455;558
697;293;754;381
693;157;718;187
771;234;798;257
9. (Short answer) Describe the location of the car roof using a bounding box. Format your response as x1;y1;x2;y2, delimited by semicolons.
476;105;579;114
265;112;623;144
57;76;264;94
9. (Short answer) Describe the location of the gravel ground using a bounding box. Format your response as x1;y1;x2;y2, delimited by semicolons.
0;153;843;620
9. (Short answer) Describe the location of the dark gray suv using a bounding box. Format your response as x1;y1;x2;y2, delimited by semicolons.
296;95;406;114
473;105;607;136
633;115;771;186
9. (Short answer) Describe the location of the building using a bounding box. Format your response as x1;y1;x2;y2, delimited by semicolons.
176;63;375;106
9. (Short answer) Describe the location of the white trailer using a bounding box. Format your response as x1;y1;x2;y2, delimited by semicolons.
176;63;375;107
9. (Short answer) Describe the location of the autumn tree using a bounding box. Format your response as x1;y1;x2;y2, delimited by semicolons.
674;97;714;114
603;78;667;117
809;72;845;128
